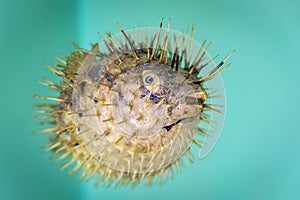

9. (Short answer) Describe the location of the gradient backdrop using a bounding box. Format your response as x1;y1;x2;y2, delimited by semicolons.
1;0;299;199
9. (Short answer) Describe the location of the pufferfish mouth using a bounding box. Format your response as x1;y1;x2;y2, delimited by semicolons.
33;19;234;187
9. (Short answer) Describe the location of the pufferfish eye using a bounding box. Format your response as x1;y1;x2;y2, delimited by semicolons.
145;75;154;84
142;70;160;93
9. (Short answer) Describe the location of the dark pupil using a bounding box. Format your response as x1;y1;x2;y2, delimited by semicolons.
145;75;154;84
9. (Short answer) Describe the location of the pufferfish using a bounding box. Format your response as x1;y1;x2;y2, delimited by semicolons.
33;19;234;188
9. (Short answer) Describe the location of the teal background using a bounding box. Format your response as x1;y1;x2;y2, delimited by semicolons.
0;0;299;199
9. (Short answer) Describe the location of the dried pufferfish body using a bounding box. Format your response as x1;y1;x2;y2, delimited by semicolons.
34;21;233;187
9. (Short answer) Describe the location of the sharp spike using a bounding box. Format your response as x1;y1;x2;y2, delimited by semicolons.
188;24;195;65
137;27;142;50
175;54;180;71
150;18;164;60
194;41;212;71
200;114;211;124
196;54;219;73
98;32;123;66
46;65;65;77
106;32;122;51
180;27;189;68
190;39;207;69
97;32;114;54
32;95;67;103
159;18;170;64
48;141;62;151
69;161;82;176
34;103;58;109
71;40;90;54
204;63;231;82
55;150;71;161
170;36;181;69
117;23;140;61
196;50;235;83
35;79;61;91
52;125;75;139
203;104;223;114
54;56;66;65
192;139;202;148
61;157;76;170
34;126;60;134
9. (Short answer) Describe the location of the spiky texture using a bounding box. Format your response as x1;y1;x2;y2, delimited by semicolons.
33;19;233;188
